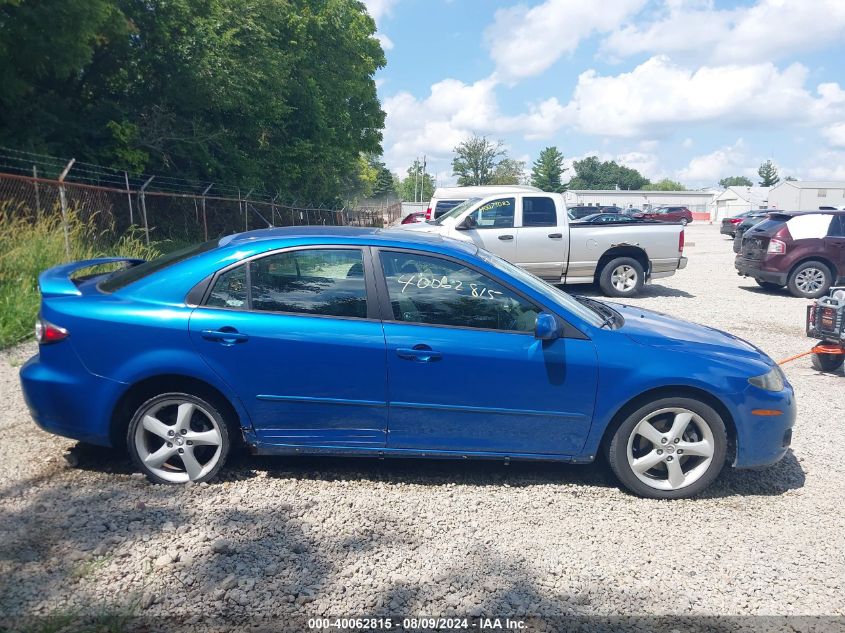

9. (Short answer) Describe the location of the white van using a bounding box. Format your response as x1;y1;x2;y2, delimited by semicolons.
425;185;541;220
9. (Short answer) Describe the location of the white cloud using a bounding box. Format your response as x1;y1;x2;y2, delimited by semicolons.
361;0;397;23
676;139;752;184
803;151;845;180
485;0;645;82
375;33;394;50
558;56;845;137
382;79;569;171
682;137;694;148
823;122;845;149
602;0;845;65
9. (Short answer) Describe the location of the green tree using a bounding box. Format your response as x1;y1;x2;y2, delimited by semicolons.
530;147;567;192
400;159;434;202
366;156;397;198
491;158;526;185
719;175;753;188
758;160;780;187
568;156;650;190
643;178;686;191
452;135;505;186
0;0;386;203
784;175;797;182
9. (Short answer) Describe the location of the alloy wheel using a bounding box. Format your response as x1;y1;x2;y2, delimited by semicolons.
795;267;826;294
626;407;715;491
611;265;638;292
134;399;223;483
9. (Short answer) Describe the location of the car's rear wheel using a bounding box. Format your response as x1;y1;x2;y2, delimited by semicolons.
811;350;844;372
599;257;644;297
755;279;784;290
128;393;230;484
680;218;688;226
607;397;727;499
787;261;832;298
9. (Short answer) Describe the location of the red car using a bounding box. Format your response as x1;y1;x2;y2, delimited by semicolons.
633;206;693;225
735;210;845;298
400;211;425;225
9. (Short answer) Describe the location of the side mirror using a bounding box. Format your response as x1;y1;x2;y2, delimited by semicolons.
534;312;559;340
457;214;477;230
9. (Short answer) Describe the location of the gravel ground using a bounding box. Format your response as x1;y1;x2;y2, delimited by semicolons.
0;224;843;631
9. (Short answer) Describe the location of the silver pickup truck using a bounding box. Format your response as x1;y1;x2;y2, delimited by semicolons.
401;191;688;297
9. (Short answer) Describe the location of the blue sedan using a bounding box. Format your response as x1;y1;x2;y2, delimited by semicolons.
21;227;795;498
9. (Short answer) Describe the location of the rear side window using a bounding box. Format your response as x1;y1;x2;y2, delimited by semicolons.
99;240;218;292
748;218;786;234
204;249;367;319
250;249;366;318
522;197;557;227
434;200;463;218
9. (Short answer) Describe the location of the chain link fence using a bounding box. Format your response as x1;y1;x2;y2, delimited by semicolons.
0;147;404;254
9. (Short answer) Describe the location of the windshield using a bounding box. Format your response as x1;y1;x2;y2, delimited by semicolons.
433;197;481;225
99;240;218;292
476;250;606;327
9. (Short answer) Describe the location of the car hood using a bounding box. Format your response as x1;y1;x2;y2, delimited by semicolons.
612;304;771;365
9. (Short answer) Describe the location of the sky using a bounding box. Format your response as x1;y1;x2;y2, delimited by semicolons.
362;0;845;189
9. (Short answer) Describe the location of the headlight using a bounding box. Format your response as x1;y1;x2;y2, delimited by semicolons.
748;366;785;392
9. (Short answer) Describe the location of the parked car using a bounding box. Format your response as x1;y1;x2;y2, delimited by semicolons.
400;212;425;225
401;191;687;297
634;206;693;225
721;211;757;237
731;211;771;253
425;185;541;221
567;205;622;220
573;213;651;225
735;210;845;298
21;227;795;499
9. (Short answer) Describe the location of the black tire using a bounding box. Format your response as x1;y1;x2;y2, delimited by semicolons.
127;392;231;484
598;256;645;297
755;279;784;290
680;218;688;226
606;396;727;499
787;260;832;299
811;351;844;372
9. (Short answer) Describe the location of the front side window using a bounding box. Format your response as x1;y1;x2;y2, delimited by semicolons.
380;251;539;332
466;197;515;229
522;197;557;227
250;249;366;318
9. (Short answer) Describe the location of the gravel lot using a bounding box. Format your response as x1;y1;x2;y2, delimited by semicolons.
1;224;843;630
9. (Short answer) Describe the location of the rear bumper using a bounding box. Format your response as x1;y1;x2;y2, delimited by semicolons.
20;351;122;447
720;225;736;236
734;257;788;285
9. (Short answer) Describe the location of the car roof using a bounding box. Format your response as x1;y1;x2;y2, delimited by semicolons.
431;185;541;198
219;225;478;254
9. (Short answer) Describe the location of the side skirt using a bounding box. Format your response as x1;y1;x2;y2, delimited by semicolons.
248;442;575;463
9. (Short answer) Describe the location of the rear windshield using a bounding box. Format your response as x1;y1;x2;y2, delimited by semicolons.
99;240;218;292
745;218;785;234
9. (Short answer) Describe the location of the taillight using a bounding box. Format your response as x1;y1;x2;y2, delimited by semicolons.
35;317;68;344
425;207;432;220
730;218;742;224
679;229;685;253
767;238;786;255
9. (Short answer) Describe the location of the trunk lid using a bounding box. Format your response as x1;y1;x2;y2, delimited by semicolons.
740;216;787;260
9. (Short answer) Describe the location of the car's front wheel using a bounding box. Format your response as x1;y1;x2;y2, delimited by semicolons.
128;393;231;484
607;397;727;499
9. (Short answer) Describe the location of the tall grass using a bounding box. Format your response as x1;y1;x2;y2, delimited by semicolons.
0;204;159;348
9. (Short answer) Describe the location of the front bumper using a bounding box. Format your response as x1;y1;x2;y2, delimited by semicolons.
732;381;796;468
734;256;788;285
20;351;123;447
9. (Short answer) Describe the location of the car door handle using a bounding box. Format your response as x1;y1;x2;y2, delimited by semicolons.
395;346;442;362
548;233;563;238
498;234;514;241
201;328;249;345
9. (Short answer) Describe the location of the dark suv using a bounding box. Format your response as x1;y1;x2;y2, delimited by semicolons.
734;211;845;298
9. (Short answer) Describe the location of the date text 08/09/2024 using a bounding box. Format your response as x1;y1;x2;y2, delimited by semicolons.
307;617;527;630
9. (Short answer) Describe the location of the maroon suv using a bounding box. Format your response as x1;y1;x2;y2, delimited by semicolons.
633;206;693;225
734;210;845;298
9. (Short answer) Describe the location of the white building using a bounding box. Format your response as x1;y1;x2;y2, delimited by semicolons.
768;181;845;210
564;189;719;219
712;186;770;220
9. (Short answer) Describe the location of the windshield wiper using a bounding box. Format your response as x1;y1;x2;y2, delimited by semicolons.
574;295;617;329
